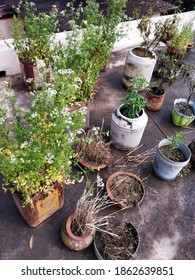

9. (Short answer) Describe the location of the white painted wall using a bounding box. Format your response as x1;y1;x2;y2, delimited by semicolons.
0;11;195;76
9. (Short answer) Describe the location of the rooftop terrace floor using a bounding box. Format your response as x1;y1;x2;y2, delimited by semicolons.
0;42;195;261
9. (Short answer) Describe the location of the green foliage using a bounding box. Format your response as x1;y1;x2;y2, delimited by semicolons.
180;63;195;105
6;1;59;63
52;0;128;102
0;81;85;206
121;77;148;118
168;132;185;151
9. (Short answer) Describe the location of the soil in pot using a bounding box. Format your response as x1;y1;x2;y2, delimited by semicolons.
160;145;186;162
107;173;144;208
94;222;139;260
175;102;194;117
132;47;155;59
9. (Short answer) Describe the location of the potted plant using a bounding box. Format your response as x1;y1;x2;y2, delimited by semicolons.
61;184;114;251
110;77;148;150
106;171;145;209
167;19;195;59
53;0;128;103
5;1;59;90
76;126;112;170
172;63;195;127
123;9;162;87
94;219;139;260
145;53;181;111
153;132;191;181
0;81;85;227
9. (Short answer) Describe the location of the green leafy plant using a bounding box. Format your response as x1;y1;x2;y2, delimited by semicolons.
52;0;128;102
167;132;185;151
121;77;148;118
180;63;195;105
0;81;85;206
5;0;59;63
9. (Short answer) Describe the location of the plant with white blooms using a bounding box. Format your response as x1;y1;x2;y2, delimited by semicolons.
0;81;85;206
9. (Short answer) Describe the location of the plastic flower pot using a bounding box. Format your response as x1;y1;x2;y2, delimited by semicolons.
153;139;191;181
172;98;195;127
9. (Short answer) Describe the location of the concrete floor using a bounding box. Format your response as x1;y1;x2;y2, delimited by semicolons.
0;43;195;260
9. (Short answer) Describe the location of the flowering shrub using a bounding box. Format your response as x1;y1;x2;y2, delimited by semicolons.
7;0;59;63
52;0;128;102
0;81;85;205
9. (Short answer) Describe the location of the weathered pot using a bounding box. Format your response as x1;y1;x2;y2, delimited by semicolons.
106;171;145;208
172;98;195;127
61;213;94;251
19;58;51;90
94;222;139;260
145;87;165;112
76;144;107;170
123;47;157;88
13;182;64;228
110;105;148;150
153;139;191;181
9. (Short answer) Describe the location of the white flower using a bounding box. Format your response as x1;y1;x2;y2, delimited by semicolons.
78;106;87;115
65;117;72;125
0;117;6;125
64;69;74;75
20;158;24;163
31;113;38;118
61;107;69;116
36;60;46;69
20;141;28;149
75;77;82;84
92;126;100;135
10;155;16;163
26;78;34;83
44;153;54;164
76;129;85;135
96;174;104;188
46;88;57;97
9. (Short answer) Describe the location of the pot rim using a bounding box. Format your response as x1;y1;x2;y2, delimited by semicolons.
117;104;145;122
173;98;195;118
65;213;94;241
106;171;145;208
130;46;157;60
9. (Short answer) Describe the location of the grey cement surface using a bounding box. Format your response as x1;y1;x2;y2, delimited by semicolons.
0;44;195;260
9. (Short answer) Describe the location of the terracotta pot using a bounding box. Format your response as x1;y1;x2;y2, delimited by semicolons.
145;87;165;112
106;171;145;208
76;144;107;170
61;213;94;251
13;182;64;228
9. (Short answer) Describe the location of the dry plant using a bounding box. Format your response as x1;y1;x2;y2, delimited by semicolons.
71;186;116;237
78;124;112;166
95;221;139;260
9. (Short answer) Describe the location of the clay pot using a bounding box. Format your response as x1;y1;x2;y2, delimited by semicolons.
61;213;94;251
13;182;64;228
145;87;165;112
106;171;145;208
76;144;107;170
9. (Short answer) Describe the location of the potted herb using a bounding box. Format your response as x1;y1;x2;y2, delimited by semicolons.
167;19;195;59
145;53;181;112
54;0;128;103
76;126;112;170
153;132;191;181
5;1;59;90
123;9;161;87
110;77;148;149
61;183;114;251
0;81;85;227
172;63;195;126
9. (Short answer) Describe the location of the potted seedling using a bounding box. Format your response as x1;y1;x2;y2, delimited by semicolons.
153;132;191;181
145;53;181;111
172;63;195;126
110;77;148;150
